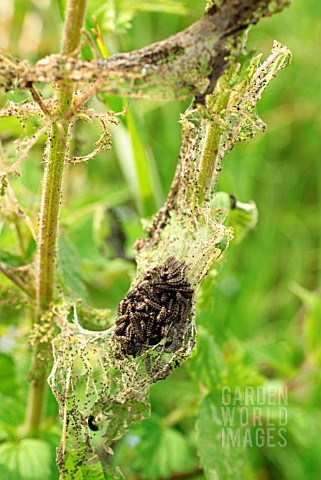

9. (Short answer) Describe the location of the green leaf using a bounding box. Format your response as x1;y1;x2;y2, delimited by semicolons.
291;283;321;365
120;0;188;14
197;393;249;480
0;354;16;395
56;0;66;21
220;340;265;391
0;439;52;480
111;122;142;214
188;327;225;390
0;251;23;266
126;107;163;216
245;339;297;378
96;0;188;34
58;234;88;301
132;418;194;479
0;393;25;427
112;107;163;216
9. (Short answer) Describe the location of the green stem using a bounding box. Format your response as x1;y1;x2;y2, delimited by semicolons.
36;121;70;310
15;222;26;258
24;0;87;436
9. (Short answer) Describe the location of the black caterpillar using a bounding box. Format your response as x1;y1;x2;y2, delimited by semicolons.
88;414;99;432
114;257;193;357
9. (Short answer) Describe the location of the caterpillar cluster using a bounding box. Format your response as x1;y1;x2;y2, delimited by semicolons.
114;257;193;357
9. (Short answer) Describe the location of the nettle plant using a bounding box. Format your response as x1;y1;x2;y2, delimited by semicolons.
0;0;291;478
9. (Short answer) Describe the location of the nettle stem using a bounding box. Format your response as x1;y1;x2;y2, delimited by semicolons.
25;0;87;436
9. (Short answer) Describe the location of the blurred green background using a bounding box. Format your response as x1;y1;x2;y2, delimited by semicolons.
0;0;320;479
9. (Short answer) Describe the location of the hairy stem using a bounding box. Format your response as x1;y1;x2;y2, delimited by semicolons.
24;0;87;436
